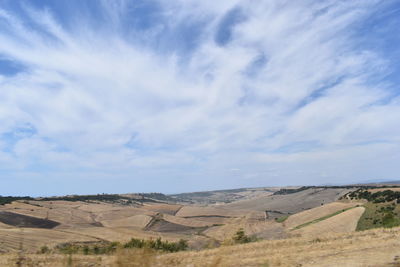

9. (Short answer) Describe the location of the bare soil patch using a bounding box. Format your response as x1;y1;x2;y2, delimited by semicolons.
0;211;60;229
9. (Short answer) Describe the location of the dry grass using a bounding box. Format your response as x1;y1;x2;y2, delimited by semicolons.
0;228;98;253
156;226;400;267
101;214;153;228
224;188;352;214
0;199;193;253
284;201;361;229
141;204;183;215
291;206;365;237
114;248;157;267
175;206;243;218
163;214;213;228
1;227;399;266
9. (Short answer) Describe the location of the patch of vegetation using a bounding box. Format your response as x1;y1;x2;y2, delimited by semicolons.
0;196;33;205
275;215;289;223
57;241;119;255
124;237;188;252
292;207;356;230
232;228;257;244
56;238;188;255
346;189;400;203
39;245;50;254
356;202;400;231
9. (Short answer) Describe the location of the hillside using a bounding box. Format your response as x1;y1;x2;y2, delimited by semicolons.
0;227;399;266
1;186;400;266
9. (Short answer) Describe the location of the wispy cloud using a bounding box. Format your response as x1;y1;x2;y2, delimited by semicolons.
0;0;399;195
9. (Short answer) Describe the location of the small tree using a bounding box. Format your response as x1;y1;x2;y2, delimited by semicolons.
232;228;252;244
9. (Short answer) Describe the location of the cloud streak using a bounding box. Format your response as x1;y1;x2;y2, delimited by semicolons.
0;0;399;195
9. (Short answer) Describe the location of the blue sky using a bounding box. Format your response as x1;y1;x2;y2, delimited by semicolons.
0;0;400;196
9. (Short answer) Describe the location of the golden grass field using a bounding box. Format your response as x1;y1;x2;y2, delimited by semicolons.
1;227;399;266
290;206;365;237
156;227;400;267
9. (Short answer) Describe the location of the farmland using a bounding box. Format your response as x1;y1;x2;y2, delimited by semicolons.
1;185;400;266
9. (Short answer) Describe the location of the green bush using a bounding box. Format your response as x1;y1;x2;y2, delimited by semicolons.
124;237;188;252
232;228;255;244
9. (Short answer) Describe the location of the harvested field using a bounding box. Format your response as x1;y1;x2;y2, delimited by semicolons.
224;188;352;217
145;218;203;234
244;221;287;240
141;204;182;215
101;214;153;228
163;214;212;227
284;201;361;229
94;207;155;221
175;206;245;218
291;206;365;237
0;211;60;229
178;216;233;225
170;187;280;204
1;201;98;226
0;228;98;253
203;218;286;241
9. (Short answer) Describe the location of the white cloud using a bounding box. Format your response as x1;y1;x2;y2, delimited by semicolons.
0;0;399;193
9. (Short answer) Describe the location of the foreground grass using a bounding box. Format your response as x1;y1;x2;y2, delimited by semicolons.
2;227;400;266
291;206;356;230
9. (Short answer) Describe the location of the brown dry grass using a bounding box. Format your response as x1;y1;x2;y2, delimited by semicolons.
291;206;365;237
284;201;361;229
100;214;153;228
0;228;98;252
175;206;243;218
0;200;192;252
1;227;399;266
224;188;352;214
163;214;212;228
141;204;183;215
156;226;400;267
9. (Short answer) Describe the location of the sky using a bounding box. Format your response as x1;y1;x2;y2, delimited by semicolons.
0;0;400;196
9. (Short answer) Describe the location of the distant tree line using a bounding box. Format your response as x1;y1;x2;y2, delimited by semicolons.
347;189;400;203
0;196;33;205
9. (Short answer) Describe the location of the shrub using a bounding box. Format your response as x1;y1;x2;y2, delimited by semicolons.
124;237;188;253
232;228;254;244
39;245;50;254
